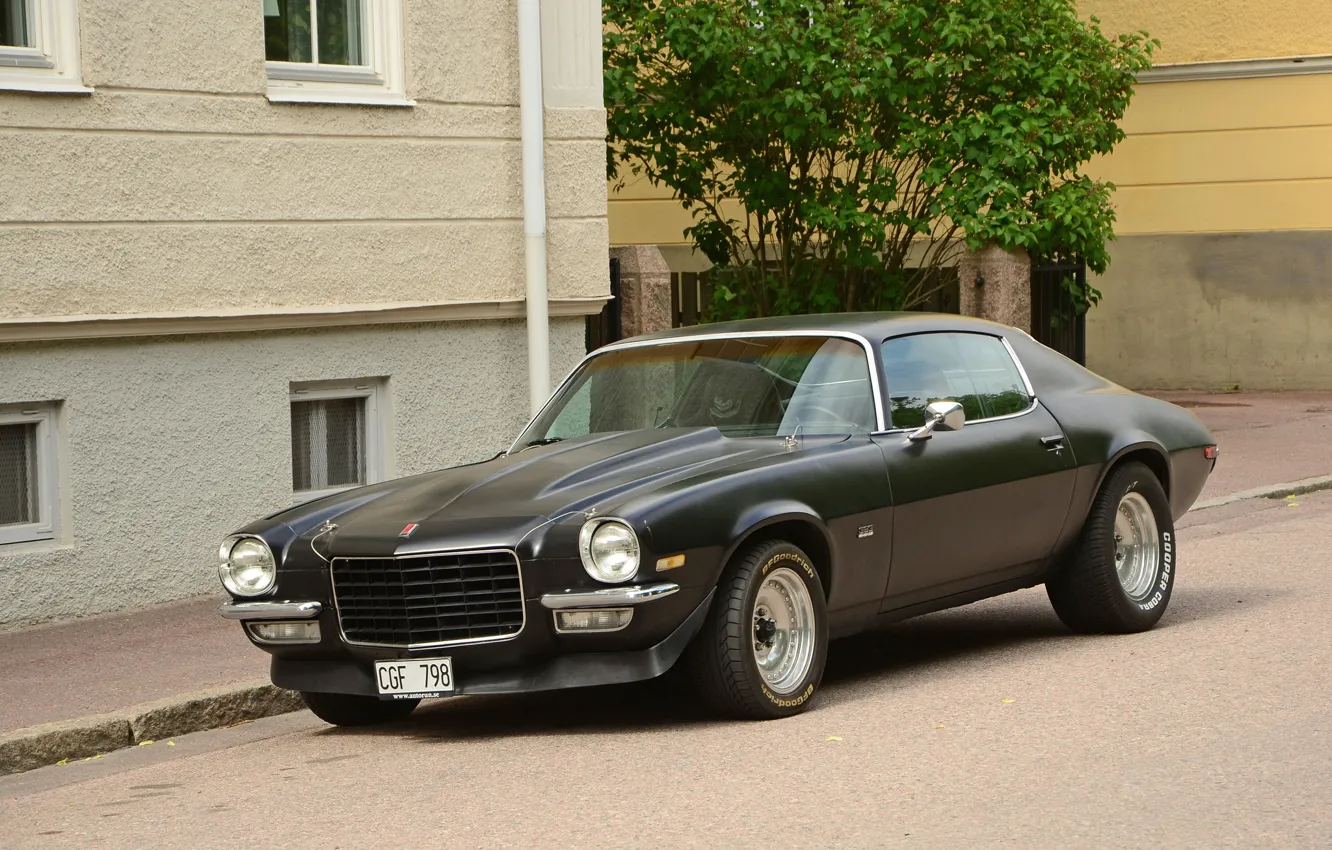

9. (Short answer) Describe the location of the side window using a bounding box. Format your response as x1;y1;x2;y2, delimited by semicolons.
881;333;1030;428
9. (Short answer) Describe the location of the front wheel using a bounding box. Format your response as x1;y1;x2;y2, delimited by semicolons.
302;691;420;727
1047;461;1176;634
685;539;829;719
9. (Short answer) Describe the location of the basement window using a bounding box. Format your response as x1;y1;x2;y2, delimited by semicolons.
0;404;59;547
290;381;387;500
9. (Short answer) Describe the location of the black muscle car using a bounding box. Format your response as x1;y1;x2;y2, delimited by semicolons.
218;313;1217;725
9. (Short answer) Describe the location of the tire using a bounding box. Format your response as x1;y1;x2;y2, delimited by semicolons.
684;539;829;719
301;691;420;727
1046;461;1176;634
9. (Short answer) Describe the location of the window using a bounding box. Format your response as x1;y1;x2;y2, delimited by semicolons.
264;0;409;106
0;0;87;93
290;381;386;499
881;333;1031;429
0;404;59;547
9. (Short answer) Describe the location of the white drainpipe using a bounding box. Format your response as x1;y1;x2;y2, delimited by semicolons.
517;0;550;417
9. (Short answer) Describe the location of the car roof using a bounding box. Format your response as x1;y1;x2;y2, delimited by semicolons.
620;312;1020;345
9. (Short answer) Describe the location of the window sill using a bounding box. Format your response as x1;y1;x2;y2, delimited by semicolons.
0;76;93;95
266;84;414;108
0;532;60;554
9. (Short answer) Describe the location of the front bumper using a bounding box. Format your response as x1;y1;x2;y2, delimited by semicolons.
220;580;711;698
267;588;714;697
219;600;323;620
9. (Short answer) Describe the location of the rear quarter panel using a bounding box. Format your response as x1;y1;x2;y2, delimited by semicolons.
1007;333;1216;545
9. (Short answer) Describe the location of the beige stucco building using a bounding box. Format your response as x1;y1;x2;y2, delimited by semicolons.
0;0;610;627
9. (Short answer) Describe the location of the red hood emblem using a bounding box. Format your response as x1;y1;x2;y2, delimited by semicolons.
399;523;419;539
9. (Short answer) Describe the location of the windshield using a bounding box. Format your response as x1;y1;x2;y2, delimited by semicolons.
515;335;876;449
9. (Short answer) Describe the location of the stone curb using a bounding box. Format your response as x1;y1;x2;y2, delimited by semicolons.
0;681;305;777
1190;474;1332;511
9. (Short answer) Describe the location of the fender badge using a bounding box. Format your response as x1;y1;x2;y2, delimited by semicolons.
857;525;874;538
399;523;419;539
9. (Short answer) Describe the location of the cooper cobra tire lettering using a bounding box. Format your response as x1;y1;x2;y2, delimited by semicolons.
1046;461;1176;634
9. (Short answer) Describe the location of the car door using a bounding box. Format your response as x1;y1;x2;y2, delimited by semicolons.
873;331;1077;610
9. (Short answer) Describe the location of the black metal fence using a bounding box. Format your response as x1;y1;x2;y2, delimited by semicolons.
615;259;1085;367
670;267;960;328
671;271;716;327
585;257;623;352
1030;257;1087;364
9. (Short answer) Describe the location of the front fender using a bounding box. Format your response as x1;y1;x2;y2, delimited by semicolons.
718;504;836;582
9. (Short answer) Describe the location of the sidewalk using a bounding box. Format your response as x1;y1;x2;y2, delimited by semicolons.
0;596;298;776
1148;390;1332;500
2;390;1330;775
0;596;266;734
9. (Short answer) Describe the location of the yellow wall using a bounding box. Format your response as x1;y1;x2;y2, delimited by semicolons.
1080;0;1332;64
1088;73;1332;235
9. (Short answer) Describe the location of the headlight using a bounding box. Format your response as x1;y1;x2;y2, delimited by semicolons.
218;535;277;597
578;519;640;583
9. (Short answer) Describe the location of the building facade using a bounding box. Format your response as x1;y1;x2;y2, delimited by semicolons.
606;1;1332;390
1079;1;1332;389
0;0;609;627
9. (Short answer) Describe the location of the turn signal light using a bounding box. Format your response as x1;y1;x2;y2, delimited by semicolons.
1204;445;1219;460
554;608;633;633
248;621;321;644
656;554;686;571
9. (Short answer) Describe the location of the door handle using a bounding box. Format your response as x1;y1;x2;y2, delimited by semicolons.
1041;435;1065;453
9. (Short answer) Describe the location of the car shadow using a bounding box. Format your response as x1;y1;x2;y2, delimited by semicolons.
316;584;1281;743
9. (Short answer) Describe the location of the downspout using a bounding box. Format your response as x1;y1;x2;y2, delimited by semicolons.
517;0;550;416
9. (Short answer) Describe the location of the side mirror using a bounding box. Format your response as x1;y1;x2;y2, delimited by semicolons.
908;400;965;442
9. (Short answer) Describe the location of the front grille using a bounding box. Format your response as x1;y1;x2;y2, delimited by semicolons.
330;550;524;647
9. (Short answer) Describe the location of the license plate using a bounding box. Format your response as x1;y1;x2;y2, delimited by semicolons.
373;657;455;700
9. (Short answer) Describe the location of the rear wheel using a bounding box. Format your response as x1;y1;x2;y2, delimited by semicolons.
1047;461;1176;633
301;691;420;727
685;539;828;719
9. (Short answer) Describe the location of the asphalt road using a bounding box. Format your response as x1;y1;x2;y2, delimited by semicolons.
3;491;1330;848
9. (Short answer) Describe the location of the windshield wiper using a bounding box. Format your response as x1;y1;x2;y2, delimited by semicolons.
520;437;565;450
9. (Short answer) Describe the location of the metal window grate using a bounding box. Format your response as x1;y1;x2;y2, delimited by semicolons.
0;422;38;527
291;396;366;492
331;551;525;647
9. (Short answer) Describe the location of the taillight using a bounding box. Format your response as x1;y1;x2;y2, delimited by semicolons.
1203;445;1219;460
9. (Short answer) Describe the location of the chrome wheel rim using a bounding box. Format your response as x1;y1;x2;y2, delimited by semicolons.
1114;492;1160;601
752;567;816;695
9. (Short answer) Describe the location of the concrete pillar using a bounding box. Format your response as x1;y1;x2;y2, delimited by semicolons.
609;245;673;338
957;244;1032;332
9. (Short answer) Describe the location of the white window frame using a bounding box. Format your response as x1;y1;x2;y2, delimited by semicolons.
0;403;59;547
265;0;411;107
289;380;387;504
0;0;89;94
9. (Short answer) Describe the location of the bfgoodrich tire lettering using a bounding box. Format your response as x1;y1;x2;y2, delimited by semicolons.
1046;461;1176;634
302;691;420;727
684;539;829;720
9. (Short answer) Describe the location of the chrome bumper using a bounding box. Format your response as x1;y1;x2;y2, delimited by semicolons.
540;583;679;609
219;601;323;621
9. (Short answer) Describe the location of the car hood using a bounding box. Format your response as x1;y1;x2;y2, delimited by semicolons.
301;428;816;557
